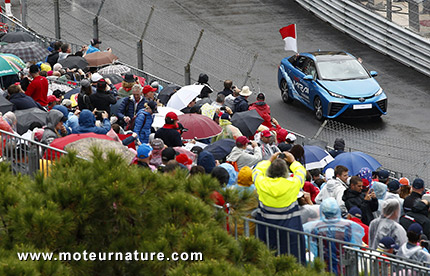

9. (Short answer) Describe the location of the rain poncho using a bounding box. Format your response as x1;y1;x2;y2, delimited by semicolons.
368;199;407;249
397;242;430;264
41;109;64;145
219;163;238;187
372;181;387;218
315;177;347;216
303;198;364;275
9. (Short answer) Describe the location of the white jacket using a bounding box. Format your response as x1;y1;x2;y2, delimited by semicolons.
315;177;347;215
226;146;262;170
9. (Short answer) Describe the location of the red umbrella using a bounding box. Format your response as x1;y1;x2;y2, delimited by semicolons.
178;113;222;140
113;75;146;90
44;133;115;160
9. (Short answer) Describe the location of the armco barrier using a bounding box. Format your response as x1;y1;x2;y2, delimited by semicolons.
296;0;430;77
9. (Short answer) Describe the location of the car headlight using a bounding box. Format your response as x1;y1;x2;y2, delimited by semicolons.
374;88;383;97
328;91;344;98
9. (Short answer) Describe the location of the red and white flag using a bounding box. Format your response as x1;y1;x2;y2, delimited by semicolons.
279;24;297;52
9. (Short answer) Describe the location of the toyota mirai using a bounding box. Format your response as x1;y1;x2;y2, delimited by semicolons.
278;51;387;120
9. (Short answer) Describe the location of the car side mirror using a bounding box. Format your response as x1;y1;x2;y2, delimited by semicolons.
303;75;314;81
370;71;378;77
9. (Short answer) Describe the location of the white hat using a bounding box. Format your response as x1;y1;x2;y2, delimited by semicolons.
91;73;103;82
286;133;297;142
239;86;252;97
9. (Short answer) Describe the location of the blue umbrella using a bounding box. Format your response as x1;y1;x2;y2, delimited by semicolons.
203;139;235;160
323;151;381;175
303;145;334;170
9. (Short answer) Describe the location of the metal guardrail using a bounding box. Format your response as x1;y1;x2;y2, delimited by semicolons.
0;128;67;177
296;0;430;77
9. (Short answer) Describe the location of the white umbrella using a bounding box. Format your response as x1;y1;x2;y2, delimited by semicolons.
166;85;203;110
152;106;184;130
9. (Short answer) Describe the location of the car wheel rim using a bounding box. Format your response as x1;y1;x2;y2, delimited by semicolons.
281;80;289;101
314;98;323;119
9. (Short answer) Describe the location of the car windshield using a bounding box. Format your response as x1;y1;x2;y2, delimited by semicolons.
317;58;369;81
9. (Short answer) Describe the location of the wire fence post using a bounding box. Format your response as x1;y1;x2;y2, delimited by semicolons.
386;0;392;21
242;53;258;87
137;5;154;70
53;0;61;39
21;0;28;27
185;29;204;85
93;0;106;40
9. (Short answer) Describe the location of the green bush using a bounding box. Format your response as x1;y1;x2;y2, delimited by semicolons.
0;149;330;275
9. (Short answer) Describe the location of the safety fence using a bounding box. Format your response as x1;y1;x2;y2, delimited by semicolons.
219;212;430;275
314;119;430;181
296;0;430;77
0;128;68;177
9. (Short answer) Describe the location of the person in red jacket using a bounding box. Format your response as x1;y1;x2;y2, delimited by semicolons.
25;65;49;107
248;92;272;128
347;206;369;246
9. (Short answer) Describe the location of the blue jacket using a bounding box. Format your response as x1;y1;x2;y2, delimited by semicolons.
117;96;146;120
233;95;249;113
73;109;111;134
133;109;153;144
8;92;42;111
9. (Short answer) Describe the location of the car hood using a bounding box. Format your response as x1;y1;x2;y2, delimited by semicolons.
318;78;380;97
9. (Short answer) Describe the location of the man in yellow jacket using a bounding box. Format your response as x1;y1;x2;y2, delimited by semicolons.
252;151;306;262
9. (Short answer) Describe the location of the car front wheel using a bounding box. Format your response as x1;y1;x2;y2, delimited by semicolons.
280;79;293;103
313;97;324;121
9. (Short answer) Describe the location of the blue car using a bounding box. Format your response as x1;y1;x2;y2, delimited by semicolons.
278;51;387;120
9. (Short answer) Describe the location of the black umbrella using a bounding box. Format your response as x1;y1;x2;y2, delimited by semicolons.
158;84;181;105
203;139;235;160
59;56;89;70
14;107;47;135
0;95;13;114
63;87;80;100
100;73;123;84
231;109;264;137
1;31;34;43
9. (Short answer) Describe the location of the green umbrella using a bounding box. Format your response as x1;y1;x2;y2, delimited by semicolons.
0;54;21;76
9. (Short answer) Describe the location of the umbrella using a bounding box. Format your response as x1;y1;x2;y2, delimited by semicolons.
231;109;264;137
178;113;222;140
0;96;13;114
323;151;382;175
158;84;181;105
166;85;203;110
0;41;49;62
98;64;130;75
0;55;23;76
59;56;89;70
101;73;124;85
46;133;115;160
14;107;47;135
84;51;118;67
112;74;146;91
203;139;235;160
152;106;183;130
0;53;26;71
303;145;334;170
1;31;34;43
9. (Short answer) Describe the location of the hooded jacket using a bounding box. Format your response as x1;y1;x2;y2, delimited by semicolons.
52;105;78;134
249;101;271;128
303;198;364;275
397;242;430;263
342;188;378;225
8;92;42;111
315;177;348;216
197;151;216;174
133;109;154;144
73;109;111;134
233;95;248;113
41;109;64;145
399;200;430;239
226;146;262;171
219;163;238;187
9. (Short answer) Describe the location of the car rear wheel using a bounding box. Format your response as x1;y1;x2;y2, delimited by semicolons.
313;97;324;121
280;79;293;103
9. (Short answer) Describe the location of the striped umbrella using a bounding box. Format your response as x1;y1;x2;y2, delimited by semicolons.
0;41;50;62
98;64;130;75
0;53;26;70
0;54;25;76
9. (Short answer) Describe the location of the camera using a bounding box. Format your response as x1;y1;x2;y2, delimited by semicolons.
278;153;286;159
220;106;226;111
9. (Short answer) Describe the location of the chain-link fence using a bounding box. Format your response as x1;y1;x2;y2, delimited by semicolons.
352;0;430;39
314;120;430;181
20;0;256;89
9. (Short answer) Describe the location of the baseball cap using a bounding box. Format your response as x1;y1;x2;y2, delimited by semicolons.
80;79;91;88
220;113;230;120
165;112;178;121
261;130;272;138
91;73;103;82
47;95;60;103
348;206;362;218
142;85;157;94
97;79;107;91
146;101;158;113
151;81;159;89
90;38;102;45
408;223;423;235
388;180;400;192
137;144;153;159
378;237;398;250
162;147;178;162
150;138;164;150
297;191;304;198
236;136;250;145
399;177;410;186
286;133;297;142
413;178;425;189
378;170;390;181
176;153;192;166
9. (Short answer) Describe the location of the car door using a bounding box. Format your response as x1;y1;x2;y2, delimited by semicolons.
290;56;312;105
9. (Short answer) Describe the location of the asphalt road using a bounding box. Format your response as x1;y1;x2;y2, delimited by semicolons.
12;0;430;141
